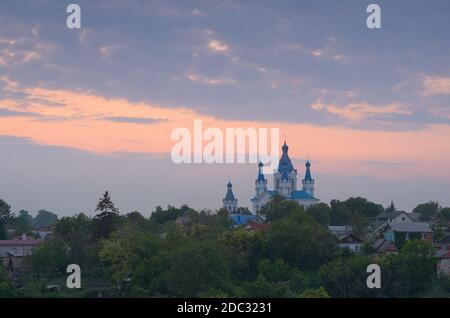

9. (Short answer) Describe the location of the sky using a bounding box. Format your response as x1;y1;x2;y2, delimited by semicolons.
1;0;450;216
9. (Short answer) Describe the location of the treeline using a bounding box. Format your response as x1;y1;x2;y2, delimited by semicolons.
0;193;450;298
0;199;58;239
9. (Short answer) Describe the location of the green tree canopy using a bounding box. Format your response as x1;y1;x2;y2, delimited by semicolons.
266;210;336;270
259;194;303;222
32;210;58;228
93;191;120;239
307;203;331;226
413;201;440;222
0;199;13;239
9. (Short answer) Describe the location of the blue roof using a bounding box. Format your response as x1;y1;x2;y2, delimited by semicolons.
277;142;294;179
265;190;316;200
224;182;236;201
257;161;266;182
229;214;257;225
304;160;313;181
290;190;314;200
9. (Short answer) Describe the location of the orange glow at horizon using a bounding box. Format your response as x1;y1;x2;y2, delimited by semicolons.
1;87;450;181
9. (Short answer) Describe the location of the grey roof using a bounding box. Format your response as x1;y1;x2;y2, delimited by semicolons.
338;234;362;244
328;226;352;231
328;226;352;234
373;239;398;253
388;222;432;233
370;219;387;230
373;238;386;250
376;210;410;220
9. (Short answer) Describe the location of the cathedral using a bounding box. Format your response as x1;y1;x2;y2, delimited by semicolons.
222;141;319;215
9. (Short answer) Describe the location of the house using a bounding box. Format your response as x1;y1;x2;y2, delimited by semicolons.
244;222;269;232
33;225;55;240
328;225;353;237
0;236;42;276
373;238;398;255
175;215;191;227
435;236;450;251
337;234;362;253
370;210;417;238
384;222;433;248
375;210;415;223
436;249;450;276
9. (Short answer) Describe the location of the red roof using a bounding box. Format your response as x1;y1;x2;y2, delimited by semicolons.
437;251;450;259
246;222;269;230
386;243;398;252
0;240;42;246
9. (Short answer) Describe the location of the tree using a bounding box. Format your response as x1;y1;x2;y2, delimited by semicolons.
437;207;450;225
29;239;70;276
329;200;351;226
162;241;231;297
100;225;164;296
0;265;21;297
92;191;120;239
381;240;437;297
401;239;434;257
0;199;13;239
96;191;119;214
319;256;378;298
55;213;94;265
259;194;303;222
266;211;336;270
329;197;383;235
218;230;266;280
8;210;33;236
0;199;12;224
149;205;197;224
124;211;150;231
307;203;331;226
241;274;290;298
343;197;384;218
413;201;440;222
257;259;292;283
32;210;58;228
297;287;330;298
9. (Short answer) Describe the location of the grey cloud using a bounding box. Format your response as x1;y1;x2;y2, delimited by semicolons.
100;116;168;125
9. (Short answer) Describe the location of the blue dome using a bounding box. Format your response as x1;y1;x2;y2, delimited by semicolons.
277;142;294;179
257;162;266;182
224;181;236;201
304;160;313;181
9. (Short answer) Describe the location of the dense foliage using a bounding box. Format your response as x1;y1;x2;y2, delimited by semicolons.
0;193;449;298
